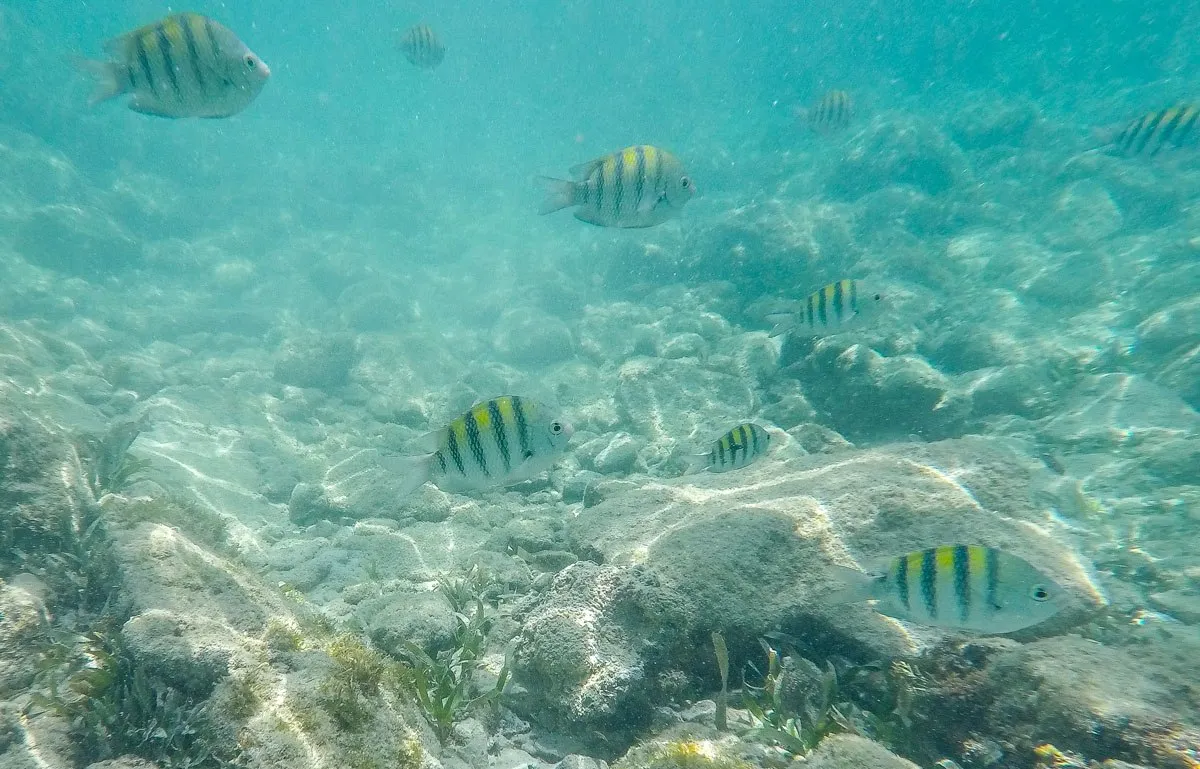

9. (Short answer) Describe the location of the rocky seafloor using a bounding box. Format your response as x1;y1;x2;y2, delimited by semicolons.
3;90;1200;769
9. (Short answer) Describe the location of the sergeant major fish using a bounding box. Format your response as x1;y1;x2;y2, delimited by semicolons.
685;423;771;474
765;279;884;338
81;13;270;118
798;89;853;133
1110;104;1200;156
380;396;574;498
828;545;1064;634
399;24;445;69
538;145;695;228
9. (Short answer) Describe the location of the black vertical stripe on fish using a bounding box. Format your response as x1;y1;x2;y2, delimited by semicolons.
435;451;448;474
709;447;716;466
488;399;511;473
593;162;605;215
717;437;726;466
920;548;938;619
806;294;816;329
136;35;157;96
155;25;181;97
817;287;829;326
612;153;625;215
985;546;1001;610
952;545;971;622
634;146;647;212
464;411;489;477
204;17;222;66
750;425;760;456
512;396;532;458
895;553;910;610
1134;110;1170;155
181;17;206;94
652;148;664;202
737;426;749;463
832;280;846;322
849;279;859;315
446;427;466;475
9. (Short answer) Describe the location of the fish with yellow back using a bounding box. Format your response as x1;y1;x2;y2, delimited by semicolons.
538;145;695;228
80;13;270;118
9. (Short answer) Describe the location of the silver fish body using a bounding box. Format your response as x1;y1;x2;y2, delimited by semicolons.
400;24;445;69
804;89;853;133
830;545;1063;634
83;13;269;119
766;279;884;338
382;396;573;497
538;145;695;228
687;423;771;474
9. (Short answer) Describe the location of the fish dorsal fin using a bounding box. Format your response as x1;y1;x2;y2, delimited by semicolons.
103;15;172;57
569;158;605;181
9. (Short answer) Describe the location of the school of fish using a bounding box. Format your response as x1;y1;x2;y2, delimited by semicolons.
72;11;1150;642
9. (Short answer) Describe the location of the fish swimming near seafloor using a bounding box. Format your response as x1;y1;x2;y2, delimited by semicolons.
1108;104;1200;156
399;24;445;69
827;545;1064;634
380;395;574;498
765;279;884;338
797;89;853;133
538;145;695;228
685;423;771;474
80;12;270;118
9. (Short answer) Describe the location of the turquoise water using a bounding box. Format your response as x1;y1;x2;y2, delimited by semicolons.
2;2;1200;769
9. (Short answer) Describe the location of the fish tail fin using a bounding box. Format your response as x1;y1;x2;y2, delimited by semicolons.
683;452;711;475
765;313;795;338
75;57;128;106
825;565;879;605
378;453;434;499
537;176;579;215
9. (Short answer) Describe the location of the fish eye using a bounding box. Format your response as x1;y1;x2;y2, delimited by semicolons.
245;55;257;69
550;421;564;435
873;293;882;301
680;176;691;189
1029;584;1051;602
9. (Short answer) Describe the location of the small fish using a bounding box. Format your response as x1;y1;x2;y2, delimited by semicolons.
765;279;883;338
399;24;445;69
381;396;574;497
829;545;1064;634
1110;104;1200;156
799;89;853;133
538;145;695;228
685;423;771;474
80;13;269;119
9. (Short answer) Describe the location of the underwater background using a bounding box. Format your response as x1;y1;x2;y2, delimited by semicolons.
2;1;1200;768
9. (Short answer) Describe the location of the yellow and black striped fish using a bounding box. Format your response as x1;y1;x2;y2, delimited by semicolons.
829;545;1063;634
381;396;574;497
81;13;270;119
399;24;445;69
765;279;884;338
1111;104;1200;156
802;89;853;133
686;423;771;474
538;145;695;228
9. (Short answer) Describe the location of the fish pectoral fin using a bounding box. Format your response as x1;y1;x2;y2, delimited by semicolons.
568;158;604;181
636;193;664;214
572;209;607;227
